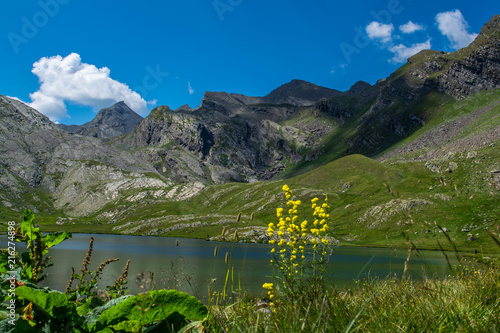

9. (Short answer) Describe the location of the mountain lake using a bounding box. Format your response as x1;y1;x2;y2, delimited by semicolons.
4;233;460;301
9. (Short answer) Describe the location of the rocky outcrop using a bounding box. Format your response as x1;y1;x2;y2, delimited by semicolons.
118;99;311;183
436;16;500;98
54;161;171;216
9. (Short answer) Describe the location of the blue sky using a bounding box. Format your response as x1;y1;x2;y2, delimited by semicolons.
0;0;498;125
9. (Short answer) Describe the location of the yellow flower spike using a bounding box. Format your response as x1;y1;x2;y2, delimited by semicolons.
271;248;276;253
282;185;290;192
311;197;319;203
322;203;328;208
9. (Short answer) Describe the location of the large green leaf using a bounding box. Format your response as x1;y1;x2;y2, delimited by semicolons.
15;286;70;317
20;209;39;245
94;290;207;331
41;231;72;255
84;295;133;326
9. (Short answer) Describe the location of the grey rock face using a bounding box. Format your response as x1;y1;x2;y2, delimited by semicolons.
436;15;500;99
117;100;311;184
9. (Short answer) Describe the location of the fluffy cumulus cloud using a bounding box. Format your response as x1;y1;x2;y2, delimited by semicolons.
435;9;478;49
366;21;431;63
389;39;432;63
28;53;151;121
366;22;394;43
399;21;425;34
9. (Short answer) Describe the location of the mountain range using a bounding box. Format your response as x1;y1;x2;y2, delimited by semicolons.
1;15;499;248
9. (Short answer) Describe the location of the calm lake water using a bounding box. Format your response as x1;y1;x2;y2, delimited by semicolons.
4;233;458;300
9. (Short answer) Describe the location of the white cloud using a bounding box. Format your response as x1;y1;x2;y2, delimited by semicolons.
366;22;394;43
435;9;478;50
400;21;425;34
28;53;152;122
389;39;432;63
188;81;194;95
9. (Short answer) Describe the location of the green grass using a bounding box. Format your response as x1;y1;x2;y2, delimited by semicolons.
206;262;500;332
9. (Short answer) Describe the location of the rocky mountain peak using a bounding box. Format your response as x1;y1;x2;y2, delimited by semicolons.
262;79;342;105
175;104;193;112
347;81;371;95
58;101;143;139
480;14;500;37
